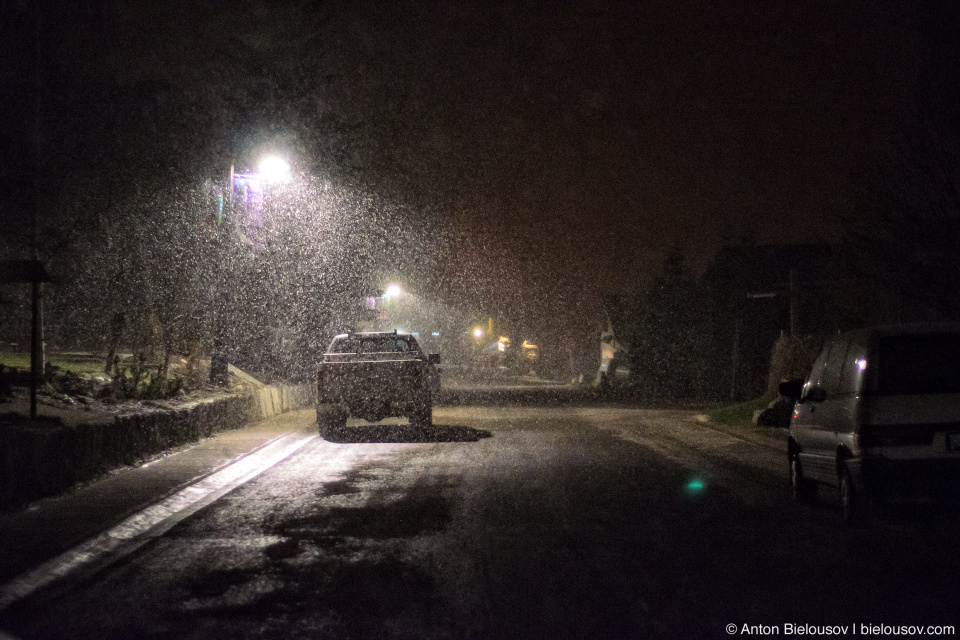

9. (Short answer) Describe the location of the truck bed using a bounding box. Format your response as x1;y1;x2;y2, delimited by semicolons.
318;355;425;406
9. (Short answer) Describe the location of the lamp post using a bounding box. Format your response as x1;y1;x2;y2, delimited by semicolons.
471;327;484;369
210;155;290;385
209;162;234;385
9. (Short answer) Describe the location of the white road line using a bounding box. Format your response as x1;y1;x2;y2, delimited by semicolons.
0;432;317;611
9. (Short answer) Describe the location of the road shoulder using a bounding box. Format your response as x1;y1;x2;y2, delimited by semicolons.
695;413;788;452
0;409;313;585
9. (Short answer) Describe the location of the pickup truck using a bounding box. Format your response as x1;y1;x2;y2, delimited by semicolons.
316;331;440;431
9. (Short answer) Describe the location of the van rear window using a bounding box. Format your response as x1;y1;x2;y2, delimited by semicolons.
876;333;960;395
330;336;414;354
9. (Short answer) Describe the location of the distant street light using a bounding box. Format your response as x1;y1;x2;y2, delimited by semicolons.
385;284;402;298
473;327;483;339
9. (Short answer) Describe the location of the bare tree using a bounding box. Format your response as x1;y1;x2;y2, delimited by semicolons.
845;106;960;322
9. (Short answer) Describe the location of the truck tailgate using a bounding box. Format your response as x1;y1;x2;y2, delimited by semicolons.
319;358;422;401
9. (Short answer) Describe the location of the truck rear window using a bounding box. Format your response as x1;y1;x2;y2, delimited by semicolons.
330;336;414;354
876;333;960;395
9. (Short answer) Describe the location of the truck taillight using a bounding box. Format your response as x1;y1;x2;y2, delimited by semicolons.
317;369;323;394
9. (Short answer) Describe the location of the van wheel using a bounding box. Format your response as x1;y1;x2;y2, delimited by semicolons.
839;464;865;525
789;451;816;504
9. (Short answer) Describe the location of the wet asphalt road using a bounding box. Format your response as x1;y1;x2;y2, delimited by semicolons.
3;405;960;639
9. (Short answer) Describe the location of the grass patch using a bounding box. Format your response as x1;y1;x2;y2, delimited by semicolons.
0;351;30;369
0;351;106;374
706;395;773;428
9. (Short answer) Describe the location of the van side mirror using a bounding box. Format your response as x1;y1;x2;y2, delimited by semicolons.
778;379;804;400
428;353;441;365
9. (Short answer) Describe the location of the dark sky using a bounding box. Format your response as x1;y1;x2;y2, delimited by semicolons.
8;0;958;352
414;2;916;288
342;1;928;341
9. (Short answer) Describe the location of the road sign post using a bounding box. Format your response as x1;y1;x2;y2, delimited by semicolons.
0;260;51;419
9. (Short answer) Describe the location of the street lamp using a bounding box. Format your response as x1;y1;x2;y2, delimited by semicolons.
210;154;290;385
258;155;292;183
471;327;485;370
385;284;402;298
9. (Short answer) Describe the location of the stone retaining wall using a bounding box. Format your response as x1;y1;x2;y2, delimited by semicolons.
0;384;314;510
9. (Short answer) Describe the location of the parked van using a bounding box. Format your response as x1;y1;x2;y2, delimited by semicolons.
780;323;960;522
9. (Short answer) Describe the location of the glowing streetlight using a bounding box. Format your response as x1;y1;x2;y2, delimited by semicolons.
473;327;484;339
258;155;292;183
385;284;402;298
224;154;292;215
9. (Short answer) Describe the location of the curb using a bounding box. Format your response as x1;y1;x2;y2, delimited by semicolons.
0;384;313;511
694;413;788;453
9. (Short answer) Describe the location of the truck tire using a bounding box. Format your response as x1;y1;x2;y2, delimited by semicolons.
409;398;432;428
317;403;348;434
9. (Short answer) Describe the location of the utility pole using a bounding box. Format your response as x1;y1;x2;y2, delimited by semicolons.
789;268;798;337
30;5;45;419
729;313;741;401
